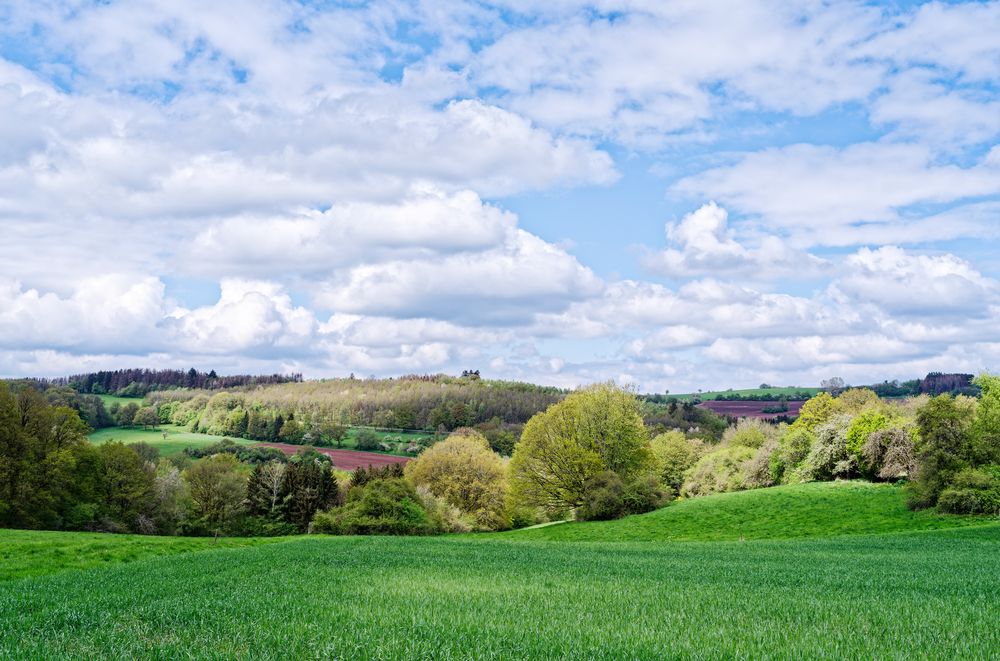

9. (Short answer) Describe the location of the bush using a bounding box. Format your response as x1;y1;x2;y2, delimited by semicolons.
681;446;755;497
354;428;381;451
722;418;776;449
862;426;917;481
797;415;854;481
936;467;1000;515
744;439;779;489
576;472;626;521
621;473;671;515
311;478;437;536
772;428;813;483
650;431;702;492
415;486;472;533
404;429;509;531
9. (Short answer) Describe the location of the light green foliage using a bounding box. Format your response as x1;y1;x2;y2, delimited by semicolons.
772;427;814;483
971;374;1000;465
744;439;779;489
510;383;651;511
404;430;509;531
791;392;837;432
681;445;755;497
845;410;894;466
798;414;854;481
721;417;776;449
89;424;253;458
835;388;881;415
650;431;702;492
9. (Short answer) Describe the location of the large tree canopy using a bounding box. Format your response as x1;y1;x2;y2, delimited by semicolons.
510;383;652;512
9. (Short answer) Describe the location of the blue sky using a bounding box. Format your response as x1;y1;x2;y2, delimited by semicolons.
0;0;998;392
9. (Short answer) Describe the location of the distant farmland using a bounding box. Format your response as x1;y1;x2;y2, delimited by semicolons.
698;399;805;420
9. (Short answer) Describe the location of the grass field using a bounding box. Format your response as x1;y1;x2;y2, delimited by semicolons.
669;386;821;401
1;522;998;658
504;481;988;542
0;529;283;582
88;424;424;458
87;424;255;457
96;393;146;408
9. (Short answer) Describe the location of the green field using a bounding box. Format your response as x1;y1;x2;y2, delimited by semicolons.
669;386;821;401
2;483;998;658
88;424;253;457
96;393;146;408
88;424;424;458
505;481;987;542
0;529;282;582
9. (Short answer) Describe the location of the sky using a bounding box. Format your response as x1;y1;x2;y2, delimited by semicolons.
0;0;998;392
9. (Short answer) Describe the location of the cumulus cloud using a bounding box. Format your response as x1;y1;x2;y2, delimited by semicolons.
642;202;827;279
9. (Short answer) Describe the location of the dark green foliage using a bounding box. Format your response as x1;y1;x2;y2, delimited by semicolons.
128;441;160;464
312;478;436;535
350;463;405;488
184;438;287;465
93;442;155;530
937;466;1000;515
577;471;626;521
577;471;670;521
281;458;339;531
909;395;975;508
354;428;381;451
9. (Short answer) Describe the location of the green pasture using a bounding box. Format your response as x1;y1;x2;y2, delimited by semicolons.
505;481;988;542
669;386;821;401
87;425;253;457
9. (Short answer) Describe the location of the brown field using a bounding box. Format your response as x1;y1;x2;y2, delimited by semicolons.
255;443;412;471
697;400;805;420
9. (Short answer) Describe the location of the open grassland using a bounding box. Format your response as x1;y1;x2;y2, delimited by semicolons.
671;386;821;401
507;481;989;542
96;394;146;408
1;524;999;658
0;529;283;582
88;424;253;457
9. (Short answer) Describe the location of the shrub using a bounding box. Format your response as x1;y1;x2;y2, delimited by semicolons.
621;473;671;515
650;431;703;492
311;478;436;536
576;472;626;521
354;428;381;451
350;463;404;488
862;427;917;481
798;415;854;481
404;429;510;531
722;418;775;449
744;439;779;489
682;446;755;497
415;486;472;533
936;467;1000;515
846;410;894;464
772;428;813;483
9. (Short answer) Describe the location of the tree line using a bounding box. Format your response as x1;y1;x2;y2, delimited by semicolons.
37;368;303;397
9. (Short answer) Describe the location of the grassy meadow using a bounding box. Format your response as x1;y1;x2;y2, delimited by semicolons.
506;481;987;542
2;483;998;658
88;424;253;457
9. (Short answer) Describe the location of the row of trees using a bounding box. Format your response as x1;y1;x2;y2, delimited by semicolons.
40;368;302;397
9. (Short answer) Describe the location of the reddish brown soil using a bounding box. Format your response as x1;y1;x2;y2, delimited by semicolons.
255;442;411;471
697;400;805;420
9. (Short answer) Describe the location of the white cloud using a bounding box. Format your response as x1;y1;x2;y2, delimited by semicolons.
642;202;827;278
672;143;1000;246
833;246;999;317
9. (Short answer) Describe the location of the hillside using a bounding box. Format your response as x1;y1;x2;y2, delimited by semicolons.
668;386;821;401
2;524;999;658
505;482;988;542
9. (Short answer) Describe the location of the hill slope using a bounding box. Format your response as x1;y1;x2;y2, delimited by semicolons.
2;526;1000;658
506;481;988;542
